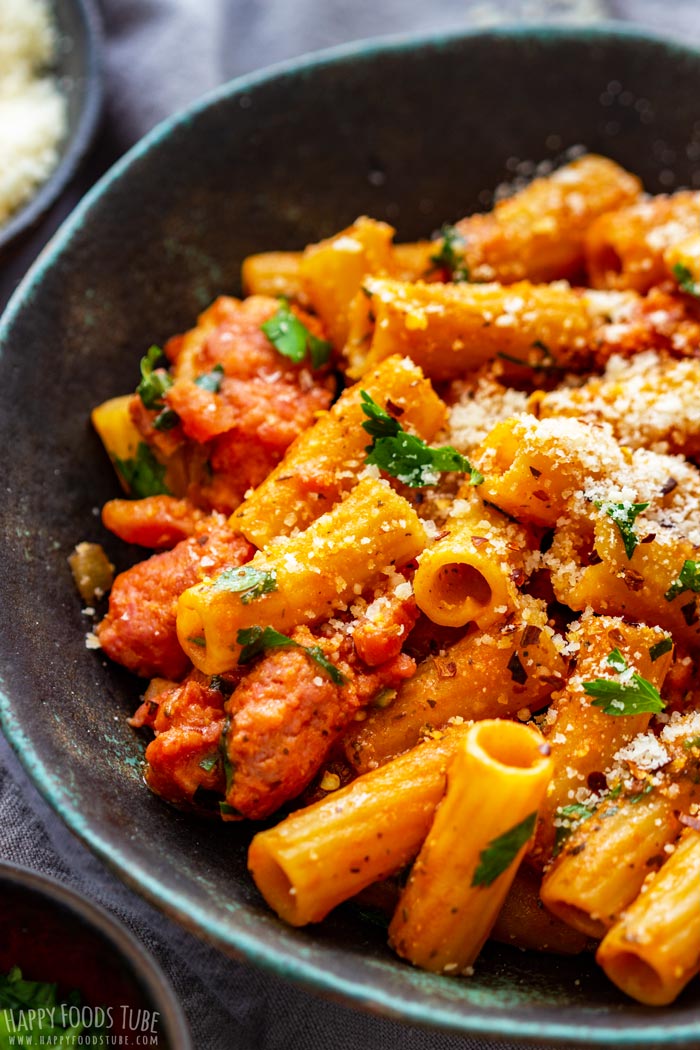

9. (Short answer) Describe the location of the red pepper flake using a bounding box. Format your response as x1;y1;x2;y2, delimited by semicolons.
532;489;549;502
471;535;489;548
622;568;645;592
681;600;699;627
507;651;528;685
434;658;457;679
529;466;542;478
520;625;542;647
680;813;700;831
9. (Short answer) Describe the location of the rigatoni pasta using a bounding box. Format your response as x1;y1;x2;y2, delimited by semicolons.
84;151;700;1003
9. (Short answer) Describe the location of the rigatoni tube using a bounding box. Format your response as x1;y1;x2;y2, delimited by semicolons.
388;719;553;974
247;725;470;926
231;354;445;548
413;489;534;629
178;476;427;674
597;828;700;1005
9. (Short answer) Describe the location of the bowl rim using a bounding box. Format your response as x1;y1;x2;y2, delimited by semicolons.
0;0;104;252
0;860;191;1047
3;20;700;1044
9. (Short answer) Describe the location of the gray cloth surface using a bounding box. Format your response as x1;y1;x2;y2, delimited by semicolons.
2;1;700;1048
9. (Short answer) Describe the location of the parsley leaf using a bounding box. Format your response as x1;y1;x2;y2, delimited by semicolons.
607;647;628;672
471;811;537;887
673;262;700;298
114;442;171;498
649;636;673;661
210;566;278;603
360;391;483;487
236;626;346;684
195;363;225;393
429;224;469;282
137;345;173;409
596;500;649;559
0;966;108;1044
554;802;595;854
261;299;332;368
582;649;665;716
199;754;218;773
359;390;401;440
153;407;179;431
665;559;700;602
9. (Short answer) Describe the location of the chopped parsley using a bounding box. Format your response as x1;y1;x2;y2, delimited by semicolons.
582;649;665;716
429;224;469;282
360;390;483;487
153;407;179;431
210;565;277;603
220;717;234;792
261;298;332;368
629;783;654;804
673;262;700;298
684;735;700;751
471;811;537;887
0;966;108;1046
219;801;239;817
596;500;649;559
114;442;171;498
136;345;173;409
195;363;225;393
554;802;595;854
664;559;700;602
199;754;218;773
236;626;346;684
649;636;673;662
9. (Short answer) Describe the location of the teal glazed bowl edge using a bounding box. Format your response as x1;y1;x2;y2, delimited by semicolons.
3;23;700;1046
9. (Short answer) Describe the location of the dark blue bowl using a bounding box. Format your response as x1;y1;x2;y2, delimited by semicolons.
0;862;190;1047
0;0;102;251
2;24;700;1045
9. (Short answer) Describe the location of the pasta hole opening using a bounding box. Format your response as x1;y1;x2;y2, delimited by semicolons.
435;563;492;611
472;720;545;771
603;951;666;1003
542;899;607;941
595;244;624;280
249;848;301;925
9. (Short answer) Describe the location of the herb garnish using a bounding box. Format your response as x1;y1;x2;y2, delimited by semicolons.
137;345;173;409
210;566;278;603
429;224;470;282
199;754;218;773
582;649;665;716
360;390;483;487
195;363;225;393
114;442;171;498
673;262;700;298
261;299;332;368
471;811;537;887
236;626;346;684
649;636;673;661
554;802;595;854
595;500;649;559
664;559;700;602
0;966;108;1046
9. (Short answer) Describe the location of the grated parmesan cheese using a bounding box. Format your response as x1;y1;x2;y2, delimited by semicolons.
0;0;67;226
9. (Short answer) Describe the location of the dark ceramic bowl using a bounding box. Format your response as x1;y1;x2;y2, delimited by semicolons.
0;862;190;1047
0;0;102;251
2;23;700;1046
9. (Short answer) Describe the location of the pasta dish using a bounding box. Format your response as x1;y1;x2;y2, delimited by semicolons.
76;153;700;1006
